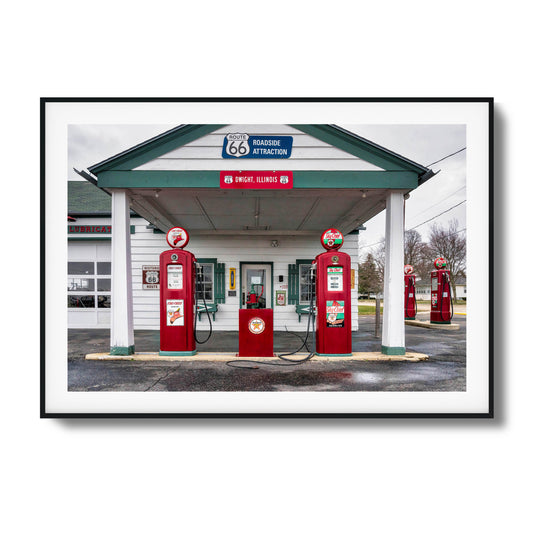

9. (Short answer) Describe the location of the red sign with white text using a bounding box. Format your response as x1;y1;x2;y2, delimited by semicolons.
220;171;293;189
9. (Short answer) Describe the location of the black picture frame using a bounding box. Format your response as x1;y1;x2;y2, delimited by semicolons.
41;97;493;418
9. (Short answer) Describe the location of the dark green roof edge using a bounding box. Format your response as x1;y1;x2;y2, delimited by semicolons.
290;124;432;176
88;124;226;174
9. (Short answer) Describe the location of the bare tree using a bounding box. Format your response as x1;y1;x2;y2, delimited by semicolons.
374;230;432;287
427;218;466;303
404;229;433;281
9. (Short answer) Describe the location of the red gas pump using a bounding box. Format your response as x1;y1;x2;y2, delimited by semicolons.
159;227;198;356
430;257;453;324
314;228;352;357
404;264;417;320
246;284;264;309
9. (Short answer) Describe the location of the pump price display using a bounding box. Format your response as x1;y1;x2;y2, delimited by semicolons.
167;264;183;289
327;266;343;291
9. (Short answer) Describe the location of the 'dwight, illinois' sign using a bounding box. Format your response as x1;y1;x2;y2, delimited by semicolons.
222;133;293;159
220;171;293;189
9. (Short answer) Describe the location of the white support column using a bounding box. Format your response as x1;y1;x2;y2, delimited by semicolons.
381;191;406;355
110;190;135;354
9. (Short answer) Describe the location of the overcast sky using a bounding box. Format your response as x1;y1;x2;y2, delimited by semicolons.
68;124;466;251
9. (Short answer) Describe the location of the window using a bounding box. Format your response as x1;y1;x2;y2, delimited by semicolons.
68;260;111;309
196;262;214;302
288;260;313;305
68;295;95;308
196;259;225;304
299;263;313;303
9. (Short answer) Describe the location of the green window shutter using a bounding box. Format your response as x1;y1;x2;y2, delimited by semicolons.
215;262;226;304
288;263;298;305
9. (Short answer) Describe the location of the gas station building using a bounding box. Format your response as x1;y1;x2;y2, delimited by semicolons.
69;124;434;355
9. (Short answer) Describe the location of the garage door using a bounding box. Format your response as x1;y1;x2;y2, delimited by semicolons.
68;241;111;328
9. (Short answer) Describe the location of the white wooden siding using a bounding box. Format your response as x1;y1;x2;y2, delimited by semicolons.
134;125;383;172
130;219;359;331
68;217;359;332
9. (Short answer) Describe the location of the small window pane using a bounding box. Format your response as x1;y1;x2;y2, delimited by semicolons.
97;278;111;291
97;262;111;275
196;264;214;302
68;262;94;275
97;295;111;308
68;295;95;308
299;264;312;303
68;278;95;291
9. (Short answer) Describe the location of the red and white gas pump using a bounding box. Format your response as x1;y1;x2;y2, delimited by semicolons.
314;228;352;357
159;227;198;356
430;257;453;324
404;264;417;320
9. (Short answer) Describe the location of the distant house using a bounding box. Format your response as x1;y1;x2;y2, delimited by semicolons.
415;276;467;301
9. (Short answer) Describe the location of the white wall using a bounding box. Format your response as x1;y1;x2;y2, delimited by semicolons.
131;219;359;331
68;217;359;331
134;124;382;171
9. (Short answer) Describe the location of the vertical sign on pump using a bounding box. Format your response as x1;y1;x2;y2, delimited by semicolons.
314;229;353;356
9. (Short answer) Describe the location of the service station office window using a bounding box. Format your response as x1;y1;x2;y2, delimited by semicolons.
196;262;214;302
299;263;313;304
68;261;111;309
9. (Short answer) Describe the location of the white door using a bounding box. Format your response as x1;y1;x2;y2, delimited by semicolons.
68;241;111;328
242;264;272;309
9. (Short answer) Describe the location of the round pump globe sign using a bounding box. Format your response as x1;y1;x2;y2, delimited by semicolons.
166;227;189;249
434;257;447;269
404;264;414;275
320;228;344;250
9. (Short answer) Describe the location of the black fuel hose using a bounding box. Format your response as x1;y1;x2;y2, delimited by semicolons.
194;265;213;344
227;270;317;369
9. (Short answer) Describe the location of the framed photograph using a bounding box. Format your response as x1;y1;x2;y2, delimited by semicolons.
42;97;493;418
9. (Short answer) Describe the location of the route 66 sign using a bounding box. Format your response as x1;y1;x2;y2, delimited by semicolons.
142;265;160;289
224;133;250;158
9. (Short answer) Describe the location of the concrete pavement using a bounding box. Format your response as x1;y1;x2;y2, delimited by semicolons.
68;315;466;392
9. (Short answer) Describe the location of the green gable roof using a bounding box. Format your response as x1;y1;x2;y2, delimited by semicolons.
68;181;111;215
86;124;434;187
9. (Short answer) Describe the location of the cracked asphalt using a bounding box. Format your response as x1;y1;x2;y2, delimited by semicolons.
67;314;466;392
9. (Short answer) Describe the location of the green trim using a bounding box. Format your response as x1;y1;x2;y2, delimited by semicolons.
239;261;274;309
381;346;406;355
159;349;198;356
97;170;419;190
405;317;416;321
290;125;429;173
430;320;451;325
89;125;226;173
295;304;312;322
316;352;352;357
110;345;135;355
